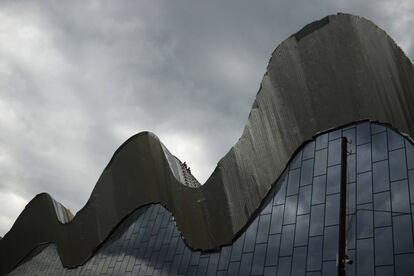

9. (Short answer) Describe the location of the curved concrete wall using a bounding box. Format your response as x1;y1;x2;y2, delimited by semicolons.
1;13;414;274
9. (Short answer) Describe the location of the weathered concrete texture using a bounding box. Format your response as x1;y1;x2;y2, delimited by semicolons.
1;13;414;274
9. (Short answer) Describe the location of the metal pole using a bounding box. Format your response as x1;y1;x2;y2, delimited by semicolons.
338;137;348;276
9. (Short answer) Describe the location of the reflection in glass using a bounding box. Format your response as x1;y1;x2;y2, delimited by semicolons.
10;122;414;276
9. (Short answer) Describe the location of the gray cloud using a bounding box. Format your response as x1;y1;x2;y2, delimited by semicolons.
0;0;412;236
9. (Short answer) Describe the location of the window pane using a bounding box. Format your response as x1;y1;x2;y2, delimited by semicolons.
357;122;371;145
314;148;328;176
372;132;387;162
389;148;407;181
393;215;414;254
374;227;393;266
280;224;295;256
291;246;307;276
300;159;314;186
287;168;301;196
295;214;310;246
323;225;338;261
327;165;340;195
373;160;389;193
357;143;371;173
312;175;326;205
391;179;411;214
307;236;323;271
284;195;298;225
298;186;311;215
356;238;374;276
387;129;404;150
357;171;372;204
310;204;325;236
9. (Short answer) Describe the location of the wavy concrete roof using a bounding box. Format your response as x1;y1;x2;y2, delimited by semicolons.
1;13;414;274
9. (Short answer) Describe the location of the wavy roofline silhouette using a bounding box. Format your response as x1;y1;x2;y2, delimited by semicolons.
1;13;414;274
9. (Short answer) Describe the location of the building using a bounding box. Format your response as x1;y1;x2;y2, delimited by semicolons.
1;13;414;275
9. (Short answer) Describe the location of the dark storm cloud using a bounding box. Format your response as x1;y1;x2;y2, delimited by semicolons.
0;0;412;235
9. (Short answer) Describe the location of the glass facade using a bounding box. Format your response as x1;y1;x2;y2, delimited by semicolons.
9;122;414;275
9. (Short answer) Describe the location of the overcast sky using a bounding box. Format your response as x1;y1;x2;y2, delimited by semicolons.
0;0;412;236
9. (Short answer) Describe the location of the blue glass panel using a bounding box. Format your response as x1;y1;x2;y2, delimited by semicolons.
371;123;386;134
300;159;314;186
329;129;342;141
179;247;192;273
284;195;298;225
388;128;404;150
312;175;326;205
391;179;411;214
373;160;390;193
287;168;301;196
270;205;284;234
307;236;323;271
277;257;292;276
346;249;356;276
356;238;374;276
393;214;414;254
375;266;394;276
206;252;219;275
328;139;341;166
280;224;295;256
389;148;408;181
263;266;277;276
291;246;307;276
323;225;338;261
227;261;240;276
298;185;311;215
357;171;372;204
239;253;253;276
325;193;339;226
196;257;209;276
186;265;198;275
310;204;324;236
295;214;310;247
395;254;414;276
322;261;336;276
274;178;287;205
316;133;328;150
243;217;258;252
356;143;371;173
314;149;327;176
217;246;231;271
265;234;280;266
356;122;371;145
326;165;340;195
251;244;266;275
357;204;373;239
290;151;303;170
303;141;315;160
256;214;271;244
230;233;245;262
373;191;391;227
374;227;393;266
372;132;388;162
307;272;322;276
347;154;356;183
190;250;201;266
